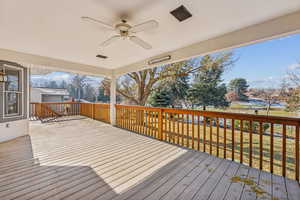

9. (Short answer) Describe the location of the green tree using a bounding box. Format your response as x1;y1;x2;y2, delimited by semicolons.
149;72;190;108
187;54;233;110
228;78;249;101
149;89;172;107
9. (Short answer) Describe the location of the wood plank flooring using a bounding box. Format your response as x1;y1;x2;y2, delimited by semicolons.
0;118;299;200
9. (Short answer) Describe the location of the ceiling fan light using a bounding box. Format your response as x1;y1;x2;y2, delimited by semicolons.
96;54;108;59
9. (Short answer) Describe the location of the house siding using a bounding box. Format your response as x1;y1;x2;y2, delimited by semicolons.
0;60;29;142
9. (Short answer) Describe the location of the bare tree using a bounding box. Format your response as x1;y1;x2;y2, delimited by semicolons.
71;74;87;99
117;52;235;106
258;89;279;115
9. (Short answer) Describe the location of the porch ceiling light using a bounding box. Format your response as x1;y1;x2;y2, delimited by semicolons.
148;55;171;65
0;71;8;83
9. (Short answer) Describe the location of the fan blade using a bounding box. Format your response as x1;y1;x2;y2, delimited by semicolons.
129;20;158;33
130;36;152;49
81;16;115;30
100;35;121;47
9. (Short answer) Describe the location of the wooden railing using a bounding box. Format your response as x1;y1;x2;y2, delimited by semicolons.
80;103;110;123
30;102;110;123
30;102;80;119
116;104;300;181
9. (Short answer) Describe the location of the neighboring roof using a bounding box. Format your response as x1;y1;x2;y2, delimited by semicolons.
31;87;69;96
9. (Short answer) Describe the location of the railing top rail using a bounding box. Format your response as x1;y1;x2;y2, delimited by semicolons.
115;104;162;112
115;104;300;126
30;102;80;105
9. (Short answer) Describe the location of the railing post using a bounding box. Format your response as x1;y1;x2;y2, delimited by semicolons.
158;108;163;140
92;103;95;120
110;75;117;126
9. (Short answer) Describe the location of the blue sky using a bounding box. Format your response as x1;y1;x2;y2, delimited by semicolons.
222;33;300;88
32;33;300;89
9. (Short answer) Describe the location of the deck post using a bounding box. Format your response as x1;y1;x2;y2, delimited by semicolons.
110;75;117;126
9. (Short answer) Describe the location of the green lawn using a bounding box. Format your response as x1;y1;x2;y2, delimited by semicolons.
206;103;298;118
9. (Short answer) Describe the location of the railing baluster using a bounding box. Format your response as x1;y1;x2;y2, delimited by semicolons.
216;118;219;157
282;124;287;177
240;120;243;163
172;113;175;144
203;117;207;152
249;120;253;167
259;122;263;170
181;114;184;146
177;114;180;145
168;113;171;143
296;125;299;181
197;115;200;151
210;119;213;154
270;123;274;173
186;114;189;148
224;118;227;159
151;111;154;137
231;119;235;161
192;114;195;149
147;111;151;136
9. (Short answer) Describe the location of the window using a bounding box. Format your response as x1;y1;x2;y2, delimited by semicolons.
2;65;23;117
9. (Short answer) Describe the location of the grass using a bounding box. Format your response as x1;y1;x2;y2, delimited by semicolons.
207;104;298;118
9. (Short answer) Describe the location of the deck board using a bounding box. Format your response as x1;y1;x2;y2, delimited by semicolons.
0;118;299;200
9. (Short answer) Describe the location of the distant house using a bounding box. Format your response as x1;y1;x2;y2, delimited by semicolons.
31;87;70;103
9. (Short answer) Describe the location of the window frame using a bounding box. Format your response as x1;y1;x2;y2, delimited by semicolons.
2;64;24;119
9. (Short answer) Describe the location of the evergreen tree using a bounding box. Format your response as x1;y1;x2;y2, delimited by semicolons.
188;55;230;110
228;78;249;101
149;89;172;107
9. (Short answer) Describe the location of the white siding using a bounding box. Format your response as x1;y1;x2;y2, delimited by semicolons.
42;95;63;102
30;88;42;102
0;118;28;143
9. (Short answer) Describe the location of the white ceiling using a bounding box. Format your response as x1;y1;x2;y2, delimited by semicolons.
1;0;300;70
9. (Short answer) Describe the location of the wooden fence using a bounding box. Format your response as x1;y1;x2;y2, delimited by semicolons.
115;104;300;181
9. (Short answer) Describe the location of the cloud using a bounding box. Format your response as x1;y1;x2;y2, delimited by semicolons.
287;63;300;70
248;76;283;88
50;73;71;81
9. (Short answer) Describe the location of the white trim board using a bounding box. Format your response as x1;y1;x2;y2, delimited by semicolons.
0;49;112;77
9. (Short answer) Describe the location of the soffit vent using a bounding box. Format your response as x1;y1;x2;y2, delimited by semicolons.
170;5;192;22
96;54;108;59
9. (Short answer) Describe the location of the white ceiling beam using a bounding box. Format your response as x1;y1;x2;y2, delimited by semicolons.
114;10;300;76
0;48;113;77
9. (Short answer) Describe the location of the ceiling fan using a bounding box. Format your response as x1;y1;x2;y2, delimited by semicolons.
81;16;158;49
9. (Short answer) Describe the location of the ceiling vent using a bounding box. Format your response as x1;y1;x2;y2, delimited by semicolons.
170;5;192;22
96;54;108;59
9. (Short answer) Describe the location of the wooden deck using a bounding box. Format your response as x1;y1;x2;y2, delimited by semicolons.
0;118;299;200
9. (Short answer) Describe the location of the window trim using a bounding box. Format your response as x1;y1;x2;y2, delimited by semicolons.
2;64;24;119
